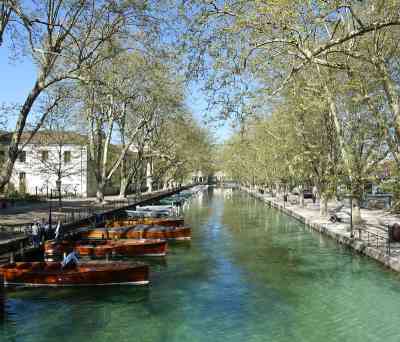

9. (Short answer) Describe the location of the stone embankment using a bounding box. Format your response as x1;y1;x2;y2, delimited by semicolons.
243;187;400;273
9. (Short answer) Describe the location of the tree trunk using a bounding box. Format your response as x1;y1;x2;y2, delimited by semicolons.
320;193;328;217
352;197;362;225
0;80;44;191
0;158;17;193
96;182;105;203
376;60;400;168
317;67;352;176
0;4;11;47
119;176;128;199
299;184;305;207
119;156;128;198
146;160;152;193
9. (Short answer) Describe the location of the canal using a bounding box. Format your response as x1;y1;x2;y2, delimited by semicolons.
2;188;400;341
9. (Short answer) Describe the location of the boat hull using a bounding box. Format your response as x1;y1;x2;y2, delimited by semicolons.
79;226;191;241
107;217;184;228
44;239;168;259
0;262;149;287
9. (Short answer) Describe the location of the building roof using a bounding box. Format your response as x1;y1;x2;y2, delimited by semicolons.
0;131;87;145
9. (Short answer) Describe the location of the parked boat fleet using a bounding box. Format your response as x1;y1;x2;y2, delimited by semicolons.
0;186;207;287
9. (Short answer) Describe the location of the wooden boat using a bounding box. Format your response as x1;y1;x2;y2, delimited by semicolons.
0;261;149;287
136;205;174;211
78;225;191;241
44;238;168;259
109;217;184;228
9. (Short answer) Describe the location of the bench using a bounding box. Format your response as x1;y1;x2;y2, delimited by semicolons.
362;194;393;209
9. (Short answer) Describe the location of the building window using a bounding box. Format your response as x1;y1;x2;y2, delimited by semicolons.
64;151;71;164
19;151;26;162
41;150;49;162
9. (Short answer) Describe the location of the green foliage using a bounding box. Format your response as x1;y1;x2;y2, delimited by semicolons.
183;1;400;212
151;110;215;185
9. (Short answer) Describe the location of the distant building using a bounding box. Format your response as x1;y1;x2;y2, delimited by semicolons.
0;131;140;197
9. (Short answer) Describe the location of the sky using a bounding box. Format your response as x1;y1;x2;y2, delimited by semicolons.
0;46;232;143
0;48;37;104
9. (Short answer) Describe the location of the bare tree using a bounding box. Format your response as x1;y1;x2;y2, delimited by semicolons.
0;0;12;46
83;52;167;202
31;106;85;203
118;116;157;198
0;0;151;191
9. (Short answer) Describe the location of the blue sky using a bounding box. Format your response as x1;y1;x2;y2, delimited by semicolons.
0;48;37;104
0;46;231;142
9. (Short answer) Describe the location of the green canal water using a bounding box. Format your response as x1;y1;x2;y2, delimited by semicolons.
2;188;400;342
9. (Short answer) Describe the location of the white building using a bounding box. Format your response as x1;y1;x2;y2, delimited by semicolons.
0;132;93;197
0;131;132;197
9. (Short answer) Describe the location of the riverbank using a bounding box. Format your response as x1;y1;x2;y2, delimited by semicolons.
0;188;185;227
243;187;400;273
0;186;189;261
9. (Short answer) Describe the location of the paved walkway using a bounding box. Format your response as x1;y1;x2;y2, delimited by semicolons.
0;197;128;226
0;190;176;227
244;188;400;272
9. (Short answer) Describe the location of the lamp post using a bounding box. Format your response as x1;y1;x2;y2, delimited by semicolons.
48;189;53;230
56;179;61;207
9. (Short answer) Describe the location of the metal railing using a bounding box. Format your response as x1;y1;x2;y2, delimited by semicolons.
357;227;400;257
363;229;388;249
0;223;32;234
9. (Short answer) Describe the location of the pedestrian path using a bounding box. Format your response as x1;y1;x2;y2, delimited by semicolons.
0;191;168;226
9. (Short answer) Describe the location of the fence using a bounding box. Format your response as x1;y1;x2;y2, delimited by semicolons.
0;223;32;235
358;227;400;257
35;187;82;200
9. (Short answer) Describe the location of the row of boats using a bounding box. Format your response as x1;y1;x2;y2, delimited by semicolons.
0;187;206;287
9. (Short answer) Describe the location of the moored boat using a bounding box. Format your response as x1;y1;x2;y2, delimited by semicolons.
44;238;168;260
110;217;184;228
0;261;149;287
159;197;185;206
136;205;175;211
78;225;191;241
125;210;171;218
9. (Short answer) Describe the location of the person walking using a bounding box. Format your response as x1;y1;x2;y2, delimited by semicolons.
55;220;62;240
43;221;50;240
31;222;39;247
312;186;318;204
37;220;44;244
